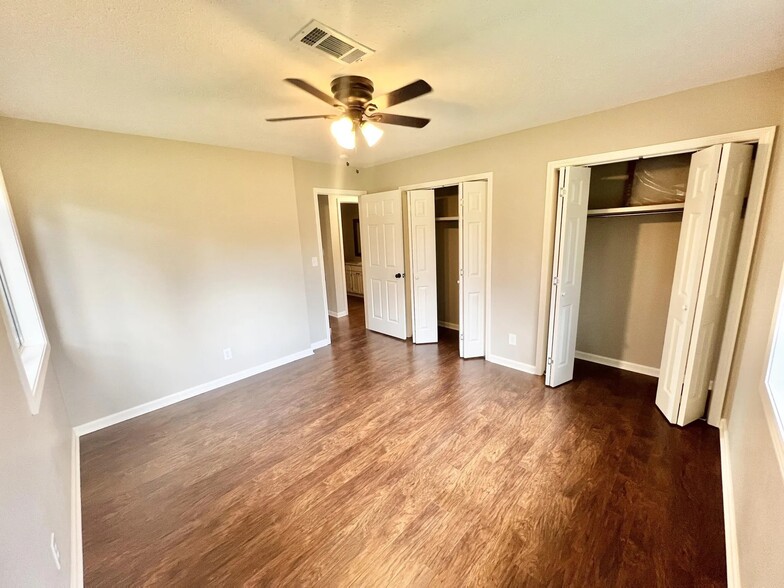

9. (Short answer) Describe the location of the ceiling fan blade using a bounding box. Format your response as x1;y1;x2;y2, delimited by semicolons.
373;113;431;128
372;80;432;110
284;78;343;107
266;114;336;122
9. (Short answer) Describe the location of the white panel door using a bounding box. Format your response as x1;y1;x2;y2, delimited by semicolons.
677;143;753;425
655;145;723;422
460;181;487;358
359;190;407;340
545;166;591;387
408;189;438;344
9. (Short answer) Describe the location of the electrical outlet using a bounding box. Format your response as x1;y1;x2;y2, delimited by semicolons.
508;333;517;346
311;256;319;267
50;533;61;570
223;348;233;360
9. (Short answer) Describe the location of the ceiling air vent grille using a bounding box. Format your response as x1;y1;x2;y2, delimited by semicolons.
292;20;374;64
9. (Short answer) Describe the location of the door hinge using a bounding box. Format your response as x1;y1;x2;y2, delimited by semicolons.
460;269;464;276
460;334;464;340
547;357;554;365
552;276;559;285
558;187;566;198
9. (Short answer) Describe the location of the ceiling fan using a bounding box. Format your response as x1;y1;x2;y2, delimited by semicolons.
266;76;432;149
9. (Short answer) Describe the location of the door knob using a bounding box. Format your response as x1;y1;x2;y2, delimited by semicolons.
395;272;405;278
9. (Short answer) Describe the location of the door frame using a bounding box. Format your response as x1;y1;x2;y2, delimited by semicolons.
312;188;366;344
399;172;494;355
535;126;777;426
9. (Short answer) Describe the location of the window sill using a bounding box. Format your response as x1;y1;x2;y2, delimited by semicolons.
16;341;50;414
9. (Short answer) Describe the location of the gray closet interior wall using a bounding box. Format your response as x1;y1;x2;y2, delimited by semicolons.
435;185;460;329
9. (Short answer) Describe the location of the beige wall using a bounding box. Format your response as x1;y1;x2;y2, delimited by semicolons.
291;159;363;344
0;117;312;426
436;221;460;327
577;215;681;369
359;69;784;370
0;315;73;585
721;100;784;587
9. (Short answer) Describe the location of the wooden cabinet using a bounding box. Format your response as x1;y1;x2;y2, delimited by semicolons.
345;263;363;297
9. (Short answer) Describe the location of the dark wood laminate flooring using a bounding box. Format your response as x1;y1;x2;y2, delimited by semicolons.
80;297;725;586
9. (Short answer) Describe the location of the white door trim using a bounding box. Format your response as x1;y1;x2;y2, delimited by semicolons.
535;126;777;427
399;172;493;356
312;188;366;345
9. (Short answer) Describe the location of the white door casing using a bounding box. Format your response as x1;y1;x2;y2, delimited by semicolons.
359;190;408;340
408;189;438;344
459;181;488;358
655;145;723;422
677;143;753;425
545;166;591;387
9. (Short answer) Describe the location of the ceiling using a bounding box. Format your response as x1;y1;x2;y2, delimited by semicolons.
1;1;783;167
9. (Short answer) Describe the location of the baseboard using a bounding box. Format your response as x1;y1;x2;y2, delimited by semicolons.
486;354;538;375
70;432;83;588
73;348;314;436
574;351;660;378
328;310;348;318
311;338;331;350
719;419;741;588
438;320;459;331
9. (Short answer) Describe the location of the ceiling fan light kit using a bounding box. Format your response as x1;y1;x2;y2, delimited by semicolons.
267;75;432;149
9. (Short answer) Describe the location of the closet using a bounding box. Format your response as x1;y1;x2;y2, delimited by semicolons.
435;186;460;333
546;143;754;426
408;180;487;358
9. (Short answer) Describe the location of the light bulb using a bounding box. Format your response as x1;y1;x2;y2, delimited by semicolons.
330;117;356;150
361;121;384;147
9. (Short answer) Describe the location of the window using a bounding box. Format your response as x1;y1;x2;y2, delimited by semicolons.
764;263;784;474
0;165;50;414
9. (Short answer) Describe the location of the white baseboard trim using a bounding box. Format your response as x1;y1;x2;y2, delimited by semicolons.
73;349;314;437
574;351;660;378
70;432;83;588
438;320;459;331
328;310;348;318
720;419;741;588
486;354;539;375
311;338;331;350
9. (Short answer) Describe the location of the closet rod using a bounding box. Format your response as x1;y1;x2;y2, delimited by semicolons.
588;209;684;219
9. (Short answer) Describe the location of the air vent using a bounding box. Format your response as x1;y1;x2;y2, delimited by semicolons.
292;20;374;65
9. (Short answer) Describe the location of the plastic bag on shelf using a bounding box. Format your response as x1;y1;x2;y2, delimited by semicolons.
627;154;690;206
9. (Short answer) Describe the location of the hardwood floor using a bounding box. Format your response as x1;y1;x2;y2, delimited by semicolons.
80;297;726;586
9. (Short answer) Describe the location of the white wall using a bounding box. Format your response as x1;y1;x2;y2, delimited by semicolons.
0;315;73;586
0;117;313;426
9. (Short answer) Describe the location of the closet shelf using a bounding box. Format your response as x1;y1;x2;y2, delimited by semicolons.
436;216;459;222
587;203;685;218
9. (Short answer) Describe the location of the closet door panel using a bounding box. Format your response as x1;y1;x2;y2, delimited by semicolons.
677;143;752;425
545;166;591;387
460;181;487;358
408;189;438;344
655;145;723;423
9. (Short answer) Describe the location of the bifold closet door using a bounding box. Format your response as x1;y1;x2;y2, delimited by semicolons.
459;181;487;358
408;189;438;344
675;143;753;425
655;145;726;423
545;166;591;387
359;190;408;340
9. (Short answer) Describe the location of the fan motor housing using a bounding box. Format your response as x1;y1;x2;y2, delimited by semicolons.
331;76;375;106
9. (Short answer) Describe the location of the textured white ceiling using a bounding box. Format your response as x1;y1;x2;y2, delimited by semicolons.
1;1;783;166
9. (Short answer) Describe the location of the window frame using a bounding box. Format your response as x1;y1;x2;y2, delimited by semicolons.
0;165;50;414
763;262;784;476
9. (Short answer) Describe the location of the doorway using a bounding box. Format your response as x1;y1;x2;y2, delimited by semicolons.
313;188;366;345
537;127;776;427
